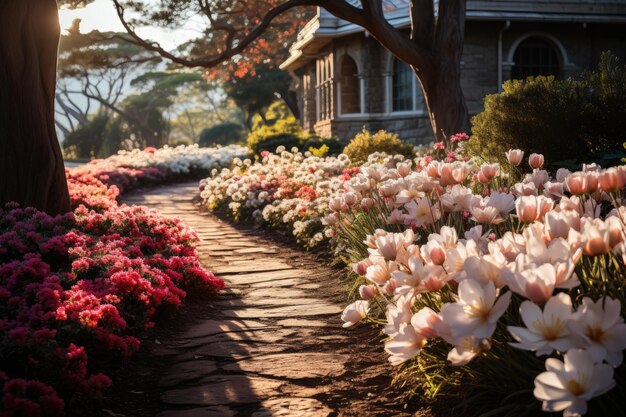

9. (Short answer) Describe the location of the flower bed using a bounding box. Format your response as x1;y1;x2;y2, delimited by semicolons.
199;139;626;416
0;145;244;416
199;147;354;247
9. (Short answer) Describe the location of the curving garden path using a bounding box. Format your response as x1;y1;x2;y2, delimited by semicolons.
115;182;423;417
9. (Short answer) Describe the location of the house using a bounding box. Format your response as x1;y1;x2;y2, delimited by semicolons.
280;0;626;144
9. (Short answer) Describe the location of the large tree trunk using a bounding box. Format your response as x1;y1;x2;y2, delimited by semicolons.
418;62;469;141
419;0;469;141
0;0;71;215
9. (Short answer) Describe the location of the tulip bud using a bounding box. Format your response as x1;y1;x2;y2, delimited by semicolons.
528;153;544;169
358;284;378;300
352;260;370;276
477;170;491;184
397;163;412;177
344;192;360;206
564;173;588;195
329;197;343;212
505;149;524;166
361;197;375;210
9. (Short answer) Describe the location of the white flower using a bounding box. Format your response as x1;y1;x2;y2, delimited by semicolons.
534;349;615;417
384;294;414;337
391;256;446;295
447;335;485;366
440;280;511;340
365;263;392;285
385;323;427;366
404;197;440;228
341;300;370;328
487;191;515;215
464;253;507;288
508;293;577;356
503;263;558;303
568;297;626;367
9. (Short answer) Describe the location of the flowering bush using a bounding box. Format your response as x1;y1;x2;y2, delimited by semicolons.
333;150;626;416
200;139;626;416
1;144;241;415
199;146;353;247
342;129;415;166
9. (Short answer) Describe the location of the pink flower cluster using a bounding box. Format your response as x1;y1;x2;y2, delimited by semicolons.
1;146;229;415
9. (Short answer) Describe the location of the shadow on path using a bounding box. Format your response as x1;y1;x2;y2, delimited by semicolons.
110;182;423;417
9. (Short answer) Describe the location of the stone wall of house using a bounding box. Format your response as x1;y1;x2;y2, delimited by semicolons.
327;115;433;145
461;21;501;116
501;21;626;81
301;19;626;145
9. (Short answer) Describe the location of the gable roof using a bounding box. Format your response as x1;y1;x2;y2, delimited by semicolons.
281;0;626;70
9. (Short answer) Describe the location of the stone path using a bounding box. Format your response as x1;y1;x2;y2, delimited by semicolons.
119;182;419;417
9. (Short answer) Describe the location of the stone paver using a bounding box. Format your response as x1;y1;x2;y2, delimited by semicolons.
122;183;352;416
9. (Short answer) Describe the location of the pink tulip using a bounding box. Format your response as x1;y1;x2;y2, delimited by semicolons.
564;172;588;195
359;284;378;300
528;153;544;169
599;168;626;192
506;149;524;166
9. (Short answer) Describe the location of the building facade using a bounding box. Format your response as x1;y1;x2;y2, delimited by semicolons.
280;0;626;144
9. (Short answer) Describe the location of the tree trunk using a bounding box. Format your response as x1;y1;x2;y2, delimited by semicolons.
422;0;469;141
0;0;71;214
418;62;469;141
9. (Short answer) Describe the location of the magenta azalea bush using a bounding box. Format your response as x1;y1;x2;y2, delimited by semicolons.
0;145;242;416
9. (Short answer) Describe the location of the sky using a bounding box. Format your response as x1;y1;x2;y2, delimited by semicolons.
58;0;199;50
56;0;204;140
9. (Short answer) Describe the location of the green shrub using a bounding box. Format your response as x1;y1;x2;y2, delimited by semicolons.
343;129;415;166
245;101;344;156
466;51;626;169
249;133;344;156
302;136;343;156
252;133;303;154
246;103;303;154
198;123;244;147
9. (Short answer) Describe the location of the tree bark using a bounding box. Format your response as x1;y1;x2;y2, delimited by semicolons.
416;59;469;141
0;0;71;214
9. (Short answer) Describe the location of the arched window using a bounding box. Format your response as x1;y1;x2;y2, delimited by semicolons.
511;37;561;79
392;59;415;112
339;56;361;114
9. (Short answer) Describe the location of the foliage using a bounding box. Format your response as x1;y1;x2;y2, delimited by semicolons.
466;52;626;169
246;101;303;154
63;112;113;159
222;64;296;128
199;123;245;147
251;133;303;155
55;23;160;142
303;136;344;156
343;129;415;166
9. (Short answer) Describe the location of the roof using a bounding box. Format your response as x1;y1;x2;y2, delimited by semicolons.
281;0;626;70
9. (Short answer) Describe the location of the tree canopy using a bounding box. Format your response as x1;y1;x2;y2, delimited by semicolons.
111;0;469;140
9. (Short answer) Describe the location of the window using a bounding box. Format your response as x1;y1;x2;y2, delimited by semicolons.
316;56;333;121
392;59;415;112
512;37;561;79
339;56;361;114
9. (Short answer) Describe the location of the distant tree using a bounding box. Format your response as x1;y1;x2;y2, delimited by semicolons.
0;0;97;214
112;0;469;141
169;83;244;144
199;123;245;147
62;111;112;159
222;64;296;129
55;20;161;139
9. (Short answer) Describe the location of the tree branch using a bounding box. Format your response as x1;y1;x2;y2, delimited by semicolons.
111;0;321;68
